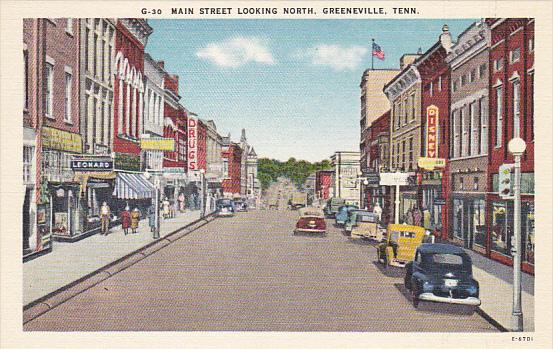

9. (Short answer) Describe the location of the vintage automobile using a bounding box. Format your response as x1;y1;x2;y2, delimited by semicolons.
323;198;346;217
376;224;426;268
345;210;378;238
216;199;235;217
294;208;326;234
334;205;359;226
233;198;248;212
404;243;481;308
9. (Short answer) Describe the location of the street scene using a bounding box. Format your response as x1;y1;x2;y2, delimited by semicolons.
21;18;534;332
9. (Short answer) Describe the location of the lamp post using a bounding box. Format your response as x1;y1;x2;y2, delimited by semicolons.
199;169;206;218
508;137;526;332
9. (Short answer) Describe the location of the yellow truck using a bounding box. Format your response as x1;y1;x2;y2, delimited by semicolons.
376;224;426;268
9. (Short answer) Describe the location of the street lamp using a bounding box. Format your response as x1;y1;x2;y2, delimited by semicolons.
508;137;526;332
144;171;160;239
199;169;206;218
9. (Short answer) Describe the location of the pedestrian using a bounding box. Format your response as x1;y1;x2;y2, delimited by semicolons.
178;192;186;213
100;202;111;235
373;202;383;223
147;204;156;233
121;206;131;235
412;205;422;226
130;207;141;234
162;197;170;219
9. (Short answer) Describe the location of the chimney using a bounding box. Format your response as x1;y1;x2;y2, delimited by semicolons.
157;60;165;68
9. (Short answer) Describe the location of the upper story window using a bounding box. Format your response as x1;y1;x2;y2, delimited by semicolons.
461;74;467;86
452;79;458;92
528;38;534;52
494;57;504;71
45;63;54;118
495;85;503;147
513;79;521;138
64;72;72;123
429;81;433;97
24;51;28;110
469;68;476;83
65;19;73;35
510;48;521;64
410;94;416;120
479;63;487;79
438;76;442;91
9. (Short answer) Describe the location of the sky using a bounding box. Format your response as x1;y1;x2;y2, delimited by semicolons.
146;19;476;162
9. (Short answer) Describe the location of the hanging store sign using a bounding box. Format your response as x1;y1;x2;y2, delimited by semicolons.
187;115;198;171
426;105;439;158
71;157;113;171
379;172;410;186
417;157;446;170
42;127;82;153
114;152;141;171
140;137;175;151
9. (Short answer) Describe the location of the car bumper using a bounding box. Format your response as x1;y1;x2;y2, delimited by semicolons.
217;211;234;217
389;259;409;268
418;293;481;306
295;228;326;234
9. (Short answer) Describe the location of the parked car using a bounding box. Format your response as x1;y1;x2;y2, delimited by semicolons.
233;199;248;212
323;198;346;217
404;243;481;308
216;199;235;217
376;224;426;268
294;208;326;234
348;211;380;239
334;205;359;226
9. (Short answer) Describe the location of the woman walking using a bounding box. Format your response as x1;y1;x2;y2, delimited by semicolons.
131;207;141;234
121;206;131;235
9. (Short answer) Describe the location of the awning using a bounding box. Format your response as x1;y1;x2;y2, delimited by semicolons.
113;172;155;200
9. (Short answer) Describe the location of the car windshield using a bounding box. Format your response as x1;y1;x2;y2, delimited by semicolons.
357;214;376;223
217;200;232;206
423;253;470;270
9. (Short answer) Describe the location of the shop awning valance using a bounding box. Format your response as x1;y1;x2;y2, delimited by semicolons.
113;172;155;200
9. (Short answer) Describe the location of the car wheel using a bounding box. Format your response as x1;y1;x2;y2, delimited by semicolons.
382;254;388;269
411;286;419;308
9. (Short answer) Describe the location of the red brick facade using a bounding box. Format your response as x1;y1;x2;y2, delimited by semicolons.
222;143;242;194
315;170;333;200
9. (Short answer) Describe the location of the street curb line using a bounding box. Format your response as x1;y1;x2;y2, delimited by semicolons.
475;307;509;332
23;213;217;325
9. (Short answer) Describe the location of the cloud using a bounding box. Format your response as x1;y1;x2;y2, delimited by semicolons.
196;37;276;68
296;44;369;71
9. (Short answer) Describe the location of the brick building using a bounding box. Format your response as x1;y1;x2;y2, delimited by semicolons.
486;18;534;273
315;170;333;201
222;140;242;195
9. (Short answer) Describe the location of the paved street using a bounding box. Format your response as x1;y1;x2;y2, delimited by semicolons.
24;210;497;332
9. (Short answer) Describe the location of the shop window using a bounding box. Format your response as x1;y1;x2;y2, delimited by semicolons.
452;199;464;240
23;146;34;184
491;202;511;256
523;202;535;264
472;199;486;247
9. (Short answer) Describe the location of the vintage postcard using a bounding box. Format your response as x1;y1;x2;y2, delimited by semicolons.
1;1;552;348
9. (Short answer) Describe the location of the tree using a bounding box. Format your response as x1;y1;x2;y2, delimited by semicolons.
258;157;332;190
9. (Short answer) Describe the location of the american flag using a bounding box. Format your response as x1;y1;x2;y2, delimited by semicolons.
372;42;385;60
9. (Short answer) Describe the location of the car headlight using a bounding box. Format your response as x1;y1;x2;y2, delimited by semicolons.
466;284;478;295
422;281;433;292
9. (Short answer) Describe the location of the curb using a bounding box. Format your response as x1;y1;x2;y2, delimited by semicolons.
23;213;217;325
475;307;509;332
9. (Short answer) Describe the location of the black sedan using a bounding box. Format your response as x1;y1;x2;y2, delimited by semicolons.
404;243;481;308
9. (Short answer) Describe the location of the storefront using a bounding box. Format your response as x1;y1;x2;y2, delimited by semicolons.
420;171;444;231
74;170;116;237
49;182;82;241
451;194;487;254
113;171;155;216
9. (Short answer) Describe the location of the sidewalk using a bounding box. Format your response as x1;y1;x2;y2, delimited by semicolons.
465;249;534;331
23;209;203;305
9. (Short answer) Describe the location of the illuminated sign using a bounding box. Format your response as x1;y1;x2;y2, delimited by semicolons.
140;137;175;151
71;158;113;171
426;105;439;158
187;115;197;171
417;157;446;170
42;127;82;153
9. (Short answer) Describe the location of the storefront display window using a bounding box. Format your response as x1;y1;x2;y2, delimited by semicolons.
522;202;534;264
491;202;511;256
472;199;486;247
452;199;463;240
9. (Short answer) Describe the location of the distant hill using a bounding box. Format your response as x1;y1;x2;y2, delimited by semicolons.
258;157;332;190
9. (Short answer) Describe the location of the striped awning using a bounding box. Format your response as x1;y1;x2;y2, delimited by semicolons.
113;172;155;200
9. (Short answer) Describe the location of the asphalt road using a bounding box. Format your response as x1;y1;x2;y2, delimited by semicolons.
24;210;497;332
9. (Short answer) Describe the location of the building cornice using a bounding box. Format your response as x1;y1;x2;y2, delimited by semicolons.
383;65;421;101
446;20;490;69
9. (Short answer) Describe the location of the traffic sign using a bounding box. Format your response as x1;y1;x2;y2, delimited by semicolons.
499;163;515;199
418;157;446;170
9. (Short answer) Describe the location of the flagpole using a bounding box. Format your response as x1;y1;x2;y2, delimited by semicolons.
371;38;375;70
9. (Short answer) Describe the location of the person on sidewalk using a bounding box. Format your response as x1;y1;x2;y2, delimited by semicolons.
121;206;131;235
178;192;186;213
162;198;170;219
100;202;111;236
130;207;141;234
147;204;156;233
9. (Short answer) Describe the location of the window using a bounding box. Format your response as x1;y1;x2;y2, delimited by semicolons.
495;86;503;147
473;177;479;191
438;76;442;91
461;107;468;157
65;19;73;35
529;73;534;141
45;63;54;118
23;146;34;184
459;177;464;191
429;81;433;97
480;97;488;154
479;63;487;79
452;79;458;92
470;102;479;156
24;51;28;110
410;94;416;120
93;32;99;77
452;199;463;239
510;48;521;63
64;72;72;122
85;26;90;73
472;199;486;247
494;58;503;71
452;110;460;158
528;38;534;52
469;69;476;83
461;75;467;86
409;138;413;164
513;80;521;138
402;140;406;167
402;99;407;125
491;202;511;256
